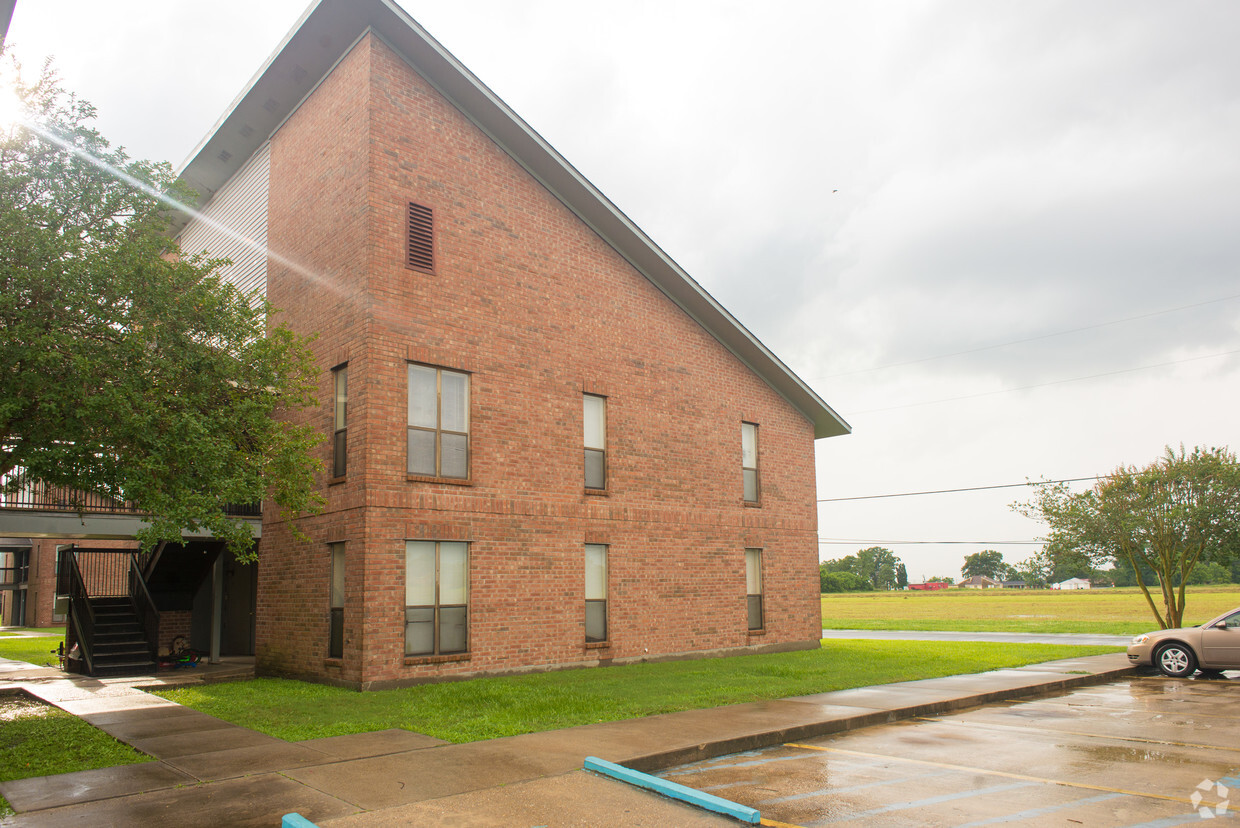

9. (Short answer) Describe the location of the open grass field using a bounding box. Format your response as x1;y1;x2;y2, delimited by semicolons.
152;639;1116;744
821;585;1240;635
0;634;62;667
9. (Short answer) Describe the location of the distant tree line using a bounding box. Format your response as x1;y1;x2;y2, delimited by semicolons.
820;547;907;592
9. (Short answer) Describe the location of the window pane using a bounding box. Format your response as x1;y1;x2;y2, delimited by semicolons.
329;608;344;658
333;430;347;478
330;544;345;608
441;433;468;479
408;364;438;428
746;549;763;594
584;449;606;489
405;607;434;656
439;542;468;605
441;371;469;432
408;428;436;476
741;423;757;467
743;469;758;502
405;541;436;606
747;595;764;630
585;544;607;600
586;600;607;642
583;395;605;450
334;367;347;430
439;606;468;653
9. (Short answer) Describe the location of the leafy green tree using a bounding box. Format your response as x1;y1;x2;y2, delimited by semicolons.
820;548;904;590
819;568;871;593
961;549;1010;580
1018;446;1240;628
0;56;322;557
926;575;954;584
1011;549;1051;588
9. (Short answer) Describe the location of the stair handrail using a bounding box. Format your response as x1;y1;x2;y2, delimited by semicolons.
127;552;160;664
65;551;96;676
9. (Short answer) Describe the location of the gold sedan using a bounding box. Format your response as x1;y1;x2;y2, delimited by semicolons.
1127;607;1240;677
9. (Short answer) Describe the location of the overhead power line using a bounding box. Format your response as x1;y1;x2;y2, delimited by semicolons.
814;291;1240;380
817;475;1106;503
846;347;1240;415
818;538;1044;546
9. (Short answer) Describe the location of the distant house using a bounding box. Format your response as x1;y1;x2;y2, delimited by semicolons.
1001;580;1028;590
1051;578;1091;590
908;582;951;591
959;575;1001;589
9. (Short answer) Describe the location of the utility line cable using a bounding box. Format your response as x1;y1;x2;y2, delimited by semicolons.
823;537;1046;542
814;291;1240;380
845;347;1240;415
817;475;1106;503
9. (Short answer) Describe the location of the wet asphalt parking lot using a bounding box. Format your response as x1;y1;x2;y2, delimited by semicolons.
658;673;1240;827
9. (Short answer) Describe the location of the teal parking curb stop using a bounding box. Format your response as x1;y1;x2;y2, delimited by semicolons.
584;756;761;824
282;814;319;828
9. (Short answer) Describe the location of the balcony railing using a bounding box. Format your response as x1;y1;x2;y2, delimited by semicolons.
0;465;260;517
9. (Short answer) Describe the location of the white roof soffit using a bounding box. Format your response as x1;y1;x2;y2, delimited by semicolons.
173;0;850;440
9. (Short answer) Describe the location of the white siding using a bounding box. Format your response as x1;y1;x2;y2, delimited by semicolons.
177;143;270;302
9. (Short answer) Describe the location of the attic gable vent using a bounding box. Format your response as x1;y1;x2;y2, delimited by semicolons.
406;202;434;273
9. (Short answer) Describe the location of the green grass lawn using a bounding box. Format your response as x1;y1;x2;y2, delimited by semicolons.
821;585;1240;635
0;634;63;667
0;696;152;818
152;639;1117;744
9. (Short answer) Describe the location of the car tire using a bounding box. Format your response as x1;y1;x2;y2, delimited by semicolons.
1155;642;1198;678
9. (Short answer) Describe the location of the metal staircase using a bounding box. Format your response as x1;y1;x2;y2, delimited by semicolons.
61;549;160;677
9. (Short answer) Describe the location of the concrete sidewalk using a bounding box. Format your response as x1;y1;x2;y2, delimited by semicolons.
0;652;1135;827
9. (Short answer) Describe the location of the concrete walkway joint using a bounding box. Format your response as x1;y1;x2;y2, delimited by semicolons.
0;651;1137;826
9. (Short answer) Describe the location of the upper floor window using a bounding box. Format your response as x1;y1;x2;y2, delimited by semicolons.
742;422;759;503
584;394;607;490
332;365;347;478
407;202;434;273
408;364;469;479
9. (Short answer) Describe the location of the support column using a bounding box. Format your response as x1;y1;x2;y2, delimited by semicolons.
210;552;223;664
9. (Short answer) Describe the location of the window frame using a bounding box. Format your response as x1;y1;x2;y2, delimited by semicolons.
328;542;345;659
583;394;607;491
407;364;471;481
404;540;470;657
331;365;347;479
741;422;760;504
585;543;608;643
745;548;764;632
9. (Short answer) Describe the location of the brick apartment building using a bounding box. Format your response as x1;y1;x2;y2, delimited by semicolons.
171;0;849;688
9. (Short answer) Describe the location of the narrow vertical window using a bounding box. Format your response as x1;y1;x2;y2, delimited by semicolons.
741;422;759;503
407;202;434;273
583;394;607;490
408;365;470;479
746;548;764;631
585;544;608;642
332;366;347;478
328;543;345;659
405;540;469;656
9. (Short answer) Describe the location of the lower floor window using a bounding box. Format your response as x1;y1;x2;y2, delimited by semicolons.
746;548;763;631
405;540;469;656
328;542;345;659
585;543;608;642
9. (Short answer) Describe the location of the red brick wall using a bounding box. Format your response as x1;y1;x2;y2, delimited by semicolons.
258;34;821;687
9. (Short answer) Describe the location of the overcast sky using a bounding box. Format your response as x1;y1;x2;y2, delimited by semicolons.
8;1;1239;580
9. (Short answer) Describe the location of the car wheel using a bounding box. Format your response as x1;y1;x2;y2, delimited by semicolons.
1155;642;1198;677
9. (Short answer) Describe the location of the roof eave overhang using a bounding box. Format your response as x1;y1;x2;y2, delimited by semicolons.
171;0;851;440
